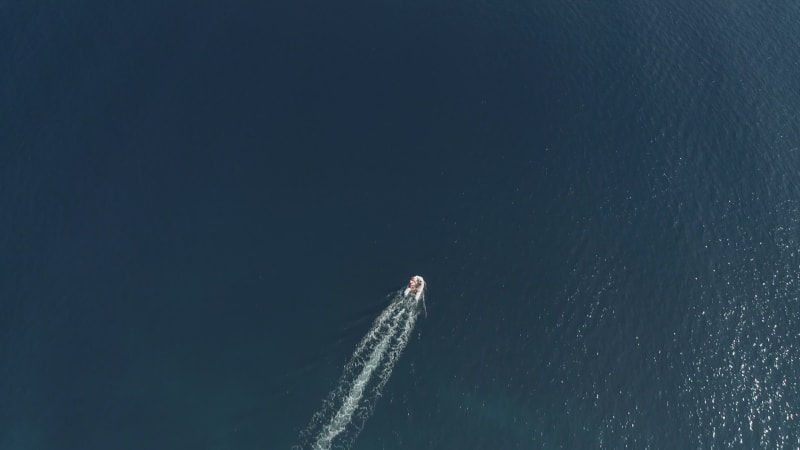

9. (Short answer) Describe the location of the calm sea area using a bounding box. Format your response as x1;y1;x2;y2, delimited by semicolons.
2;1;800;449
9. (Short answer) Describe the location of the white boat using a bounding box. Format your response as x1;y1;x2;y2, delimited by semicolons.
403;275;426;301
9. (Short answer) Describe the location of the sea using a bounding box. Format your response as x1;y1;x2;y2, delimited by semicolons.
2;0;800;449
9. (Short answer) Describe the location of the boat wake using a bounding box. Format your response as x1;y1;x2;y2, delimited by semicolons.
296;277;426;450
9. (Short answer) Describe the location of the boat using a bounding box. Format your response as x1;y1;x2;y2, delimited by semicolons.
403;275;426;301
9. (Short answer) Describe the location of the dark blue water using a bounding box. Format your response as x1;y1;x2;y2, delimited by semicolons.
3;1;800;449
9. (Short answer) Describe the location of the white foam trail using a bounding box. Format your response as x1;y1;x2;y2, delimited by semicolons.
296;292;422;450
314;307;405;449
